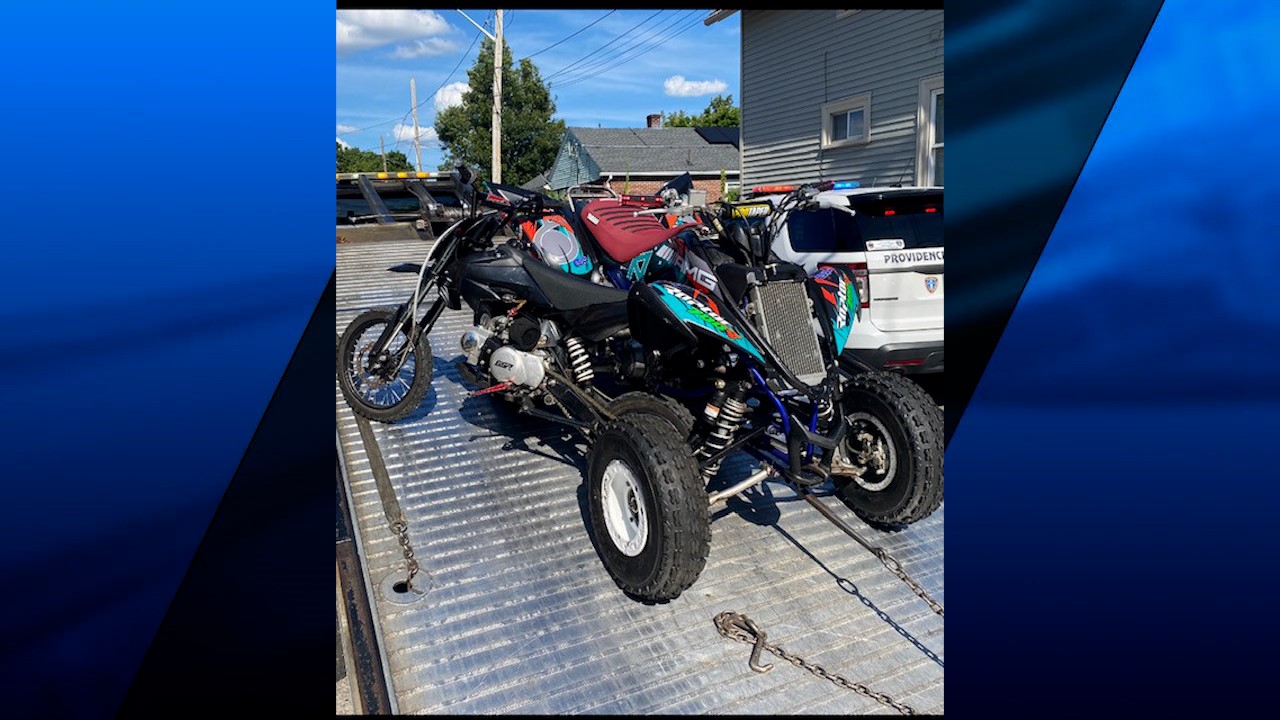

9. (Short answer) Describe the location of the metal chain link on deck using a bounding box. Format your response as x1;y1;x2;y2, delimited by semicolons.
798;489;944;617
874;548;943;617
390;519;420;590
713;612;916;715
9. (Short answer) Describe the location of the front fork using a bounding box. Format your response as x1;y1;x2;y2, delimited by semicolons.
368;292;448;378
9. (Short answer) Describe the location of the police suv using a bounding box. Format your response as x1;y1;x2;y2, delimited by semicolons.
753;182;944;375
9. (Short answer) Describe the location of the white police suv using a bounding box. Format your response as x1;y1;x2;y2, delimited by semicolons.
754;182;944;375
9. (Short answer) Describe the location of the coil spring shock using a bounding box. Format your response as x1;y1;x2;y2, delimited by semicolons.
565;337;594;385
698;384;748;479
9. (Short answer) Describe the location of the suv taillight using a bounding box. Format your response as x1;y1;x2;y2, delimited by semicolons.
850;262;870;310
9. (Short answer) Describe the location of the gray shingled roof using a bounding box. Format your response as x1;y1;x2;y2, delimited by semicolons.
567;127;740;175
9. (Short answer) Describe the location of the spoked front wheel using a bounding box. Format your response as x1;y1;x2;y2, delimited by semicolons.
337;307;434;423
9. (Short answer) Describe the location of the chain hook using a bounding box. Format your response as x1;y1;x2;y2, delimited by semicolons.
713;610;917;715
714;611;773;673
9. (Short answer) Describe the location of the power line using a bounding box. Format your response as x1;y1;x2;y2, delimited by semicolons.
338;12;489;142
554;13;706;90
552;10;695;87
522;10;616;61
544;9;664;82
546;9;669;82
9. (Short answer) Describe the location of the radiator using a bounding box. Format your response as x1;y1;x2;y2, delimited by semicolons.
749;280;826;387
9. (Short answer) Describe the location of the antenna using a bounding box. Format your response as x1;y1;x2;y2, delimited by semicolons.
892;158;912;188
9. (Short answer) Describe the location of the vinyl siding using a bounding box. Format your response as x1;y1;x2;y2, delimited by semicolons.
546;130;601;191
741;9;944;188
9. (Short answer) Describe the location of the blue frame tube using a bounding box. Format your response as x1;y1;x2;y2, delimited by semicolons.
750;367;791;436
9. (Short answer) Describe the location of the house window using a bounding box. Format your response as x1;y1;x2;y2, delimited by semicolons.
916;75;944;186
821;93;871;149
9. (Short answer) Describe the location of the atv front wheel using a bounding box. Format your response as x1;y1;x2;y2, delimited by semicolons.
587;413;710;600
831;371;944;530
608;391;696;442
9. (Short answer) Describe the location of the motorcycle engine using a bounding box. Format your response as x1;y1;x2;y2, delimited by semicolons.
460;314;562;390
489;346;546;388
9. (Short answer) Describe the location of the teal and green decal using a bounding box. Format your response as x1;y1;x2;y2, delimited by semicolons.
650;281;765;361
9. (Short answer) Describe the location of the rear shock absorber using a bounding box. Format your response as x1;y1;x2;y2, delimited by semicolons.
697;381;748;479
564;337;594;385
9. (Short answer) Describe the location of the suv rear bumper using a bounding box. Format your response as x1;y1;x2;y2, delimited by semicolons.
842;341;944;374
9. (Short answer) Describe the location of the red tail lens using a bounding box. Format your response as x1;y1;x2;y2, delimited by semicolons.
850;262;870;310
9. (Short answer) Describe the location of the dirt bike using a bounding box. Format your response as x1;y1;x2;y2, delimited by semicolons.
338;167;715;598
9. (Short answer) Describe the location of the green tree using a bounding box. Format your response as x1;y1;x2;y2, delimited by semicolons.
435;38;565;185
336;142;414;173
664;94;740;128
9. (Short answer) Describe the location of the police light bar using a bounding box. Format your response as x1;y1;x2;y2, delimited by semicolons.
751;184;795;194
832;181;860;190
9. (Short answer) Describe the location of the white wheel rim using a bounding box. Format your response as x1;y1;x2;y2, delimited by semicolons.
601;459;649;557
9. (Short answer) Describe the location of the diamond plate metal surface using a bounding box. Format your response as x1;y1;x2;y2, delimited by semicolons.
337;239;944;715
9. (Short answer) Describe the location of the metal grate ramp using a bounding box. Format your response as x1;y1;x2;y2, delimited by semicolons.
337;238;944;715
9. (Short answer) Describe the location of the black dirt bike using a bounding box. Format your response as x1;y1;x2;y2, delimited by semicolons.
337;167;943;602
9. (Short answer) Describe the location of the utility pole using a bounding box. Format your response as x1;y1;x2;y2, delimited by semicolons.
492;9;503;183
380;135;387;172
410;77;423;173
456;9;502;182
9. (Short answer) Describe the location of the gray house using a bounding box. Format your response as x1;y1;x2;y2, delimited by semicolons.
709;9;943;189
546;124;741;202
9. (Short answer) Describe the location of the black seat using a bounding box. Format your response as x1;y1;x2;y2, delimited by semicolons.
517;247;630;310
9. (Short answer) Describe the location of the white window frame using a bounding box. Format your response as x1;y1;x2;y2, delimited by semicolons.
821;92;871;150
916;75;944;186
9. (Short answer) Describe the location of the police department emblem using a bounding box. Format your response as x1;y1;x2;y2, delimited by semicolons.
925;276;939;294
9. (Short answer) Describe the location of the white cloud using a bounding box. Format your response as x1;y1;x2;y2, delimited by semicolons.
337;137;351;149
663;75;729;97
394;124;438;144
434;82;470;113
391;37;459;59
336;123;357;134
337;10;451;55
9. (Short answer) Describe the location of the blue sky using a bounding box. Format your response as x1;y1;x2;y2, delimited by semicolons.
336;9;741;172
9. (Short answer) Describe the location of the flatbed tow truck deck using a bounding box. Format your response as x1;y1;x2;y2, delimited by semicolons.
336;237;944;714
